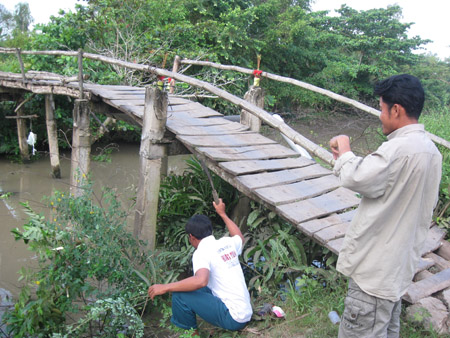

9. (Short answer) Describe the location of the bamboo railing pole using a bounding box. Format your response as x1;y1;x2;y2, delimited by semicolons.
15;48;27;82
180;59;450;150
77;49;84;99
0;48;448;152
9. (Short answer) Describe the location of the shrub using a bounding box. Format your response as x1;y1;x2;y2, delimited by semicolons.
3;182;178;337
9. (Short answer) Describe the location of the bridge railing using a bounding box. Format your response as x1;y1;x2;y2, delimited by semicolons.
179;58;450;150
0;47;336;164
1;48;448;160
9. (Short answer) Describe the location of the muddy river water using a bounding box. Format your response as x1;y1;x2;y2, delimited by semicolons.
0;113;381;300
0;143;192;299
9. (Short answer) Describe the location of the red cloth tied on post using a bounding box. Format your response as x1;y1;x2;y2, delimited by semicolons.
253;70;263;87
253;70;263;78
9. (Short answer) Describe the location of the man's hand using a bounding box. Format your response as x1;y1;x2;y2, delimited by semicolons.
148;284;167;300
213;198;245;243
213;198;226;217
329;135;351;160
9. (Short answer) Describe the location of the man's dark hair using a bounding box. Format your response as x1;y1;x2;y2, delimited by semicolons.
374;74;425;120
185;214;213;239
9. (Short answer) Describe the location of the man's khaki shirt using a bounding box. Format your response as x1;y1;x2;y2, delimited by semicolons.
334;124;442;301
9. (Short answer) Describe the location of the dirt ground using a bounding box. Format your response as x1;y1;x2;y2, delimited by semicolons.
262;109;382;158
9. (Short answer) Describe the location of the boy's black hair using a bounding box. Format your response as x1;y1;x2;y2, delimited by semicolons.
374;74;425;120
185;214;213;239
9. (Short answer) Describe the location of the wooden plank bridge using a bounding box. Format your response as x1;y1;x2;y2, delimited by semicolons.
1;69;449;307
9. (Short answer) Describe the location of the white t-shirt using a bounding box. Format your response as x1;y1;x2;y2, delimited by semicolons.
193;235;252;323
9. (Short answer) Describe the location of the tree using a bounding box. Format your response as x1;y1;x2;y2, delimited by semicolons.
13;2;33;34
0;4;14;40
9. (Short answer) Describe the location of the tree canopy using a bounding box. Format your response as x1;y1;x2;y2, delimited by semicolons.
0;0;448;155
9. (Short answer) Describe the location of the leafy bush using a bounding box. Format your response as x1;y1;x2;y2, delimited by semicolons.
3;182;179;337
420;109;450;223
242;202;339;300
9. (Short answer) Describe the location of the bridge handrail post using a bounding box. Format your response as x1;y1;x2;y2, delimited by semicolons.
77;49;84;99
241;85;264;132
169;55;181;94
15;48;27;83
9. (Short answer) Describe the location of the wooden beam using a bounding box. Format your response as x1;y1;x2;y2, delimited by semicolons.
5;114;38;119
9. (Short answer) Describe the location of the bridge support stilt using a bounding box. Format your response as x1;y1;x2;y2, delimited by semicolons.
16;103;30;162
134;87;168;250
70;99;91;197
45;94;61;178
241;85;264;132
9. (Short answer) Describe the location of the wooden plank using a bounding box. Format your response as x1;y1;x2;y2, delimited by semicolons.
436;240;450;261
168;102;209;111
110;99;145;106
197;144;300;161
82;83;142;91
421;226;446;255
102;94;145;100
219;157;315;176
277;187;360;225
167;122;249;136
177;133;276;148
326;237;344;255
167;114;232;127
255;174;340;205
298;209;357;237
403;268;450;303
168;106;222;118
313;221;349;244
237;164;332;190
414;270;434;282
415;258;435;274
424;252;450;272
167;96;193;105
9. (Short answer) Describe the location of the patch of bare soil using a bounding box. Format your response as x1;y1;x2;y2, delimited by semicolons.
262;110;383;157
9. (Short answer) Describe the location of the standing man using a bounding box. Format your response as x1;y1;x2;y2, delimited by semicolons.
330;74;442;337
148;198;252;334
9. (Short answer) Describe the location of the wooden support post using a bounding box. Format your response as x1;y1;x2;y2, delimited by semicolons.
134;87;168;250
169;55;181;94
70;99;91;197
16;103;30;162
45;94;61;178
241;85;264;132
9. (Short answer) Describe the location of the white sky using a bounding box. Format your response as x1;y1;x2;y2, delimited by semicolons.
2;0;450;60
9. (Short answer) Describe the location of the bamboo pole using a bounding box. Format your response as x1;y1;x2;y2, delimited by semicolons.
45;94;61;178
77;49;84;99
179;58;450;150
70;99;91;196
134;86;168;249
15;48;27;82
